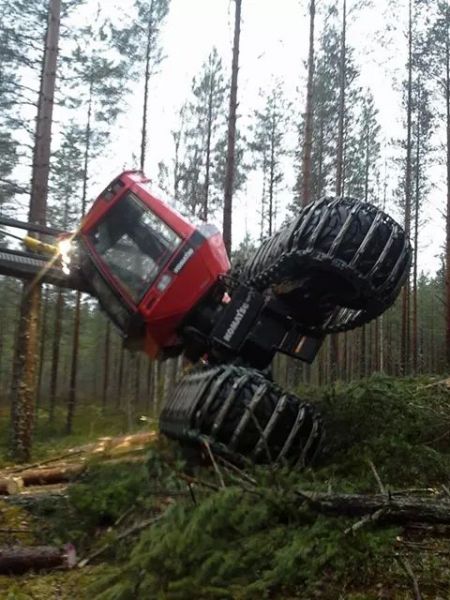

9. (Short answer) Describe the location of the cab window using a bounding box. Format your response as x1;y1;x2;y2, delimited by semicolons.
89;192;181;302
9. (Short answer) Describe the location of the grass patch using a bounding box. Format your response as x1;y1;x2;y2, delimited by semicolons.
0;403;143;467
0;565;116;600
90;484;399;600
302;374;450;490
2;375;450;599
90;375;450;599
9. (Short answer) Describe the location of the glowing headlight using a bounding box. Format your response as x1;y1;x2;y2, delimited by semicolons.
58;238;73;275
156;273;173;292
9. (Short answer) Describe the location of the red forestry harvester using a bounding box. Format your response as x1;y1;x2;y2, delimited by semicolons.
0;171;411;466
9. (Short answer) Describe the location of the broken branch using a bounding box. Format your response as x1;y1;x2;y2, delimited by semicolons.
297;490;450;525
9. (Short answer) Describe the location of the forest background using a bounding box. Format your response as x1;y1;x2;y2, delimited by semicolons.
0;0;449;461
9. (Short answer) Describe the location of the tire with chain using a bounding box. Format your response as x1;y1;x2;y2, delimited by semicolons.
160;365;322;467
237;197;411;334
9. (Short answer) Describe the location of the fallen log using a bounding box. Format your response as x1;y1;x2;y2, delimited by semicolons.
418;377;450;390
0;544;76;574
1;488;69;510
88;431;157;456
0;466;83;493
298;490;450;525
19;464;85;486
1;458;147;494
3;431;156;477
7;449;85;475
0;477;24;495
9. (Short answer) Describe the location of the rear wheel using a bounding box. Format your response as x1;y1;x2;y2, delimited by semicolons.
160;365;322;467
238;197;411;334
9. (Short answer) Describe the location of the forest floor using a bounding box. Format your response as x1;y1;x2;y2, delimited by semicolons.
0;375;450;599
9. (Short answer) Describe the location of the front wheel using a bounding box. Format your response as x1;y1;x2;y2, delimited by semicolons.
160;365;323;467
237;197;411;334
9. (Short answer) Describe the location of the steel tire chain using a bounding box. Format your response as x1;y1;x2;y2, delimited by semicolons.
236;197;412;335
160;365;323;467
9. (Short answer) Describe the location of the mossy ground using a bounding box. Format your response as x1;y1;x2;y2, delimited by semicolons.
0;566;115;600
1;376;450;599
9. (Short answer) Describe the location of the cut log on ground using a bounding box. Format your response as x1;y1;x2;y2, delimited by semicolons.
1;456;146;496
1;488;69;510
0;544;76;574
0;477;24;495
7;449;85;475
86;431;157;457
298;490;450;525
19;464;85;486
0;466;82;494
2;431;156;477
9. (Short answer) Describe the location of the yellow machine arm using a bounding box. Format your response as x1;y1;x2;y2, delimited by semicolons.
23;235;59;256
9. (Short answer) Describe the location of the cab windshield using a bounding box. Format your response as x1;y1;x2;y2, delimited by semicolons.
88;192;181;302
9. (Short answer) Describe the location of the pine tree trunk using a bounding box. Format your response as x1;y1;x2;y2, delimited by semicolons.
66;292;80;434
379;315;384;372
173;115;183;198
362;121;371;376
412;95;420;374
10;0;61;461
445;3;450;370
317;115;324;200
401;0;413;375
146;360;153;412
134;354;141;407
204;76;214;221
222;0;242;255
152;360;160;413
66;80;92;433
10;290;41;462
49;289;64;422
301;0;315;207
259;151;268;239
359;326;366;378
431;292;436;372
342;332;348;381
329;0;347;382
335;0;346;198
102;321;111;412
140;0;155;171
36;286;50;408
117;344;125;408
163;358;178;403
0;312;4;396
364;126;370;204
268;121;275;236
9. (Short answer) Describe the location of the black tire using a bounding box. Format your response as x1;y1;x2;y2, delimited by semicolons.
238;197;411;334
160;366;322;467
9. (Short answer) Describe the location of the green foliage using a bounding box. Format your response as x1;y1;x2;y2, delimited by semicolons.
92;484;397;599
293;5;379;209
250;85;291;238
48;123;85;229
70;462;149;529
114;0;170;70
2;375;448;598
33;442;180;553
175;48;229;219
0;565;115;600
91;375;450;598
303;374;450;489
34;460;152;554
